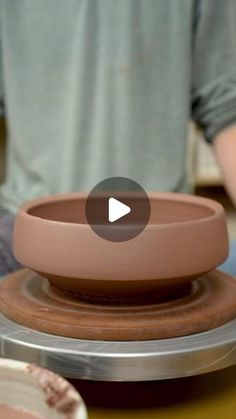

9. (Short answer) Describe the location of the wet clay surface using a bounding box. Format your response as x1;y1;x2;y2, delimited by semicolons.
1;268;236;340
26;364;81;417
0;405;41;419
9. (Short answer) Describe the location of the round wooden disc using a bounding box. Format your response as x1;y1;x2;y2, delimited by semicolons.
1;269;236;341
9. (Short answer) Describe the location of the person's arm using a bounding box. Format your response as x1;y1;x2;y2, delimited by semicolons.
213;125;236;206
191;0;236;200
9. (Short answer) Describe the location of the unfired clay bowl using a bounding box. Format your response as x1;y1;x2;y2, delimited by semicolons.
13;192;228;299
0;358;87;418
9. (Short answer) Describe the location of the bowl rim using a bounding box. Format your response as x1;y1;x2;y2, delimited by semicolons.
18;191;224;229
0;358;87;419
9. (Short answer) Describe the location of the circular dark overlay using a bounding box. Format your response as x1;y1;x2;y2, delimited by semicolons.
85;177;151;242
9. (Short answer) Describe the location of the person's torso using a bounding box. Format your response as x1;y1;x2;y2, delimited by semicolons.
0;0;194;213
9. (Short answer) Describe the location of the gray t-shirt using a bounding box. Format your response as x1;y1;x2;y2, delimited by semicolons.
0;0;236;214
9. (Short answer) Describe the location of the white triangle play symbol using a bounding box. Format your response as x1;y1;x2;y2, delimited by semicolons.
108;197;131;223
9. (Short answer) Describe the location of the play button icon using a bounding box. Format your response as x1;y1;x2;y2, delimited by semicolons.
86;177;151;242
108;198;131;223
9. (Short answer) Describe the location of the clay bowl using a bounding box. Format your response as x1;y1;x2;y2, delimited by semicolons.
13;192;228;302
0;358;87;418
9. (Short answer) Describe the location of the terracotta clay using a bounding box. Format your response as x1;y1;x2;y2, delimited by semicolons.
1;268;236;341
3;192;234;342
13;192;228;298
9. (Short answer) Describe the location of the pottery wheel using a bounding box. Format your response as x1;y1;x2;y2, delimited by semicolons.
1;313;236;381
1;269;236;341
